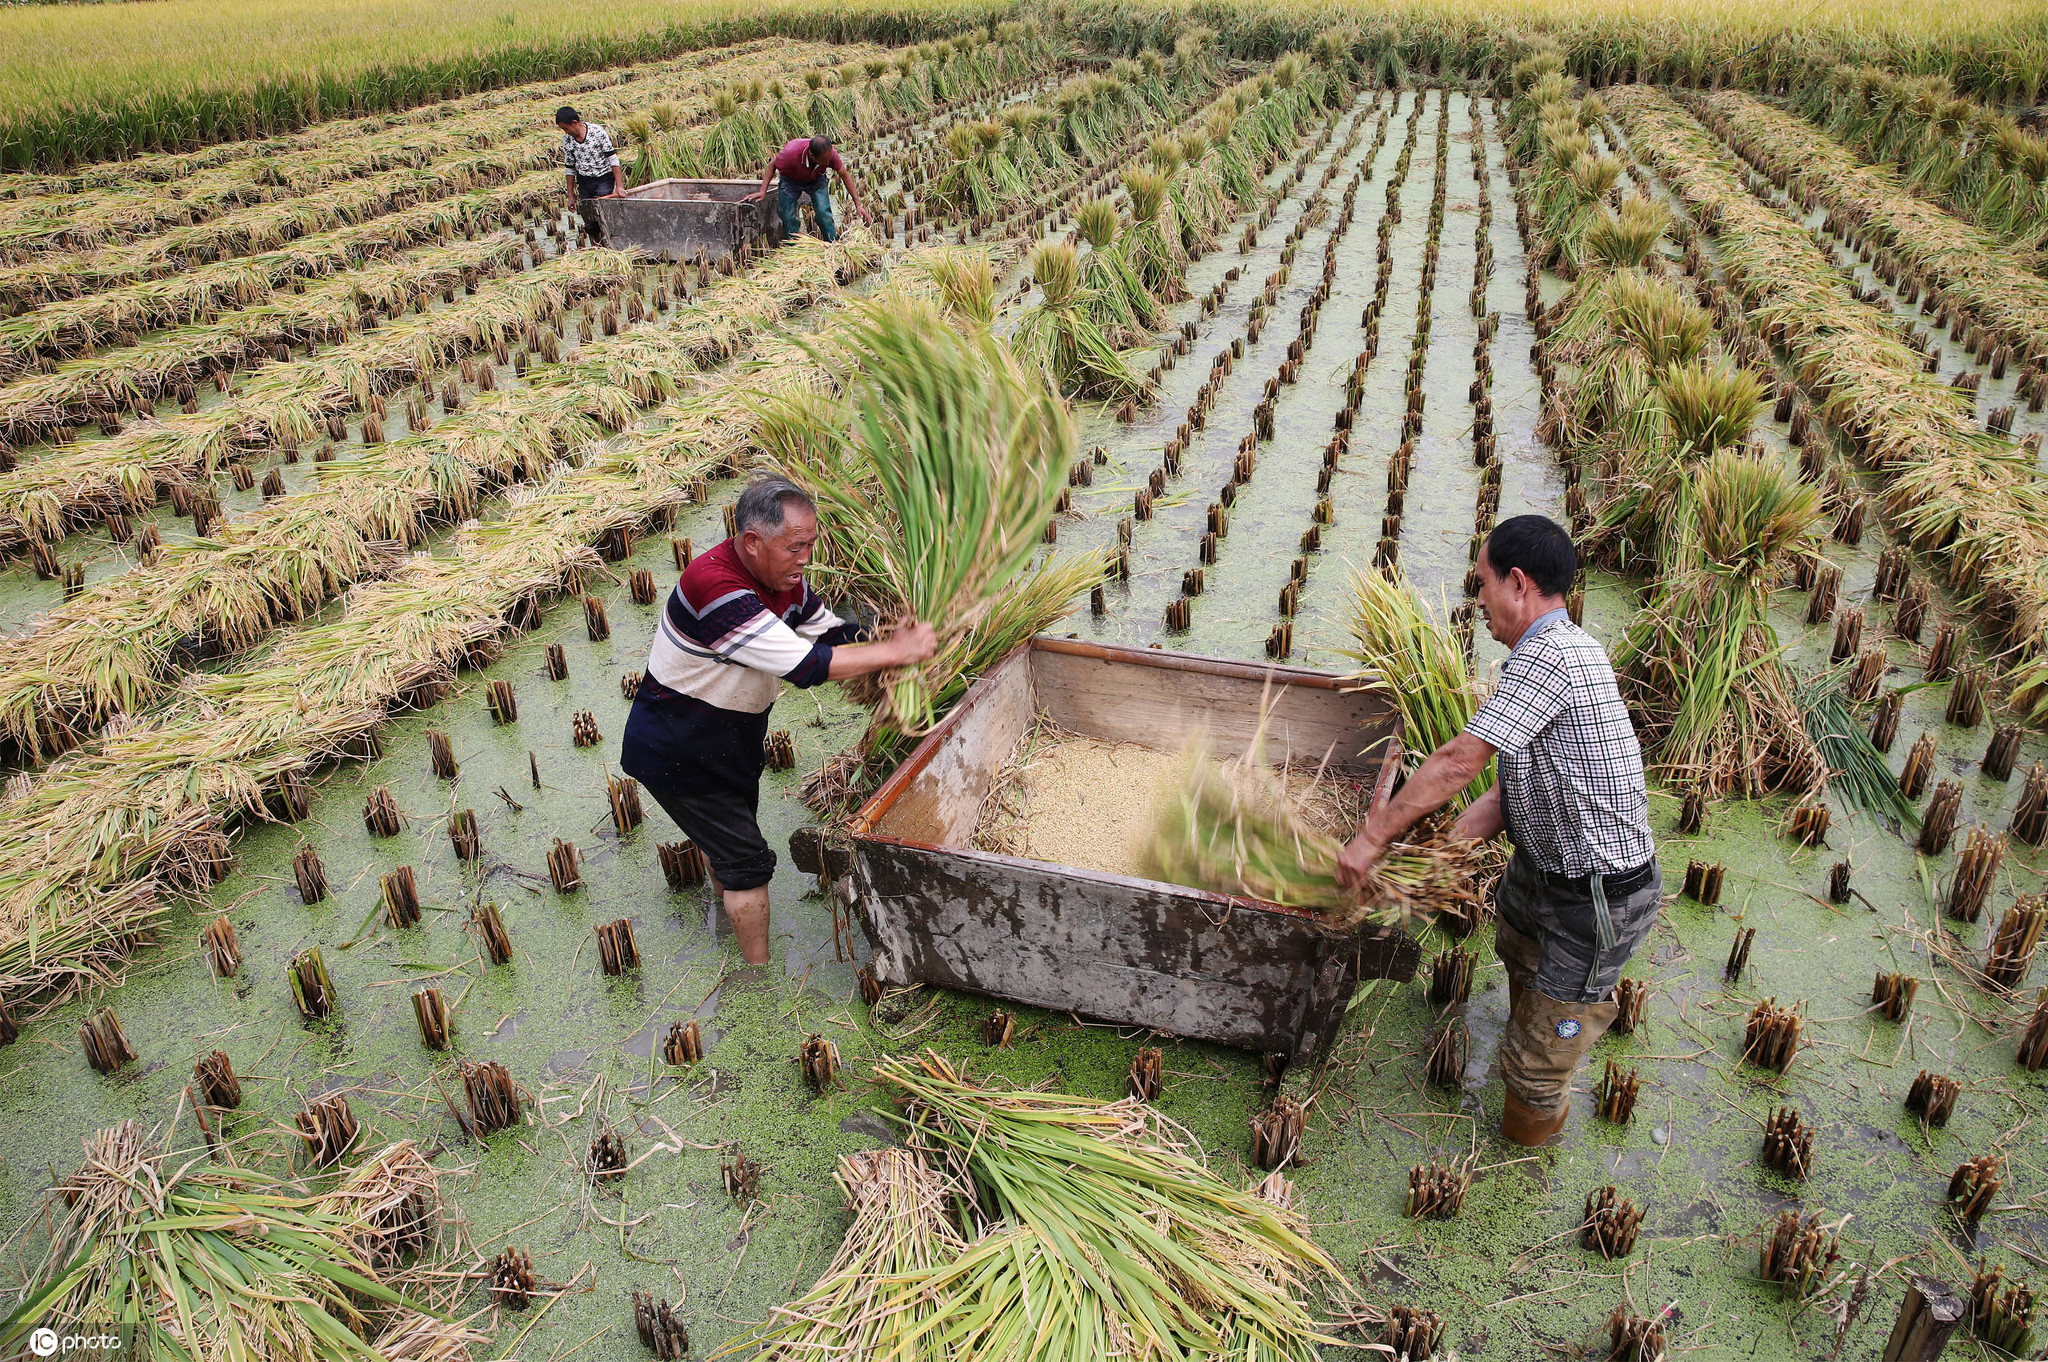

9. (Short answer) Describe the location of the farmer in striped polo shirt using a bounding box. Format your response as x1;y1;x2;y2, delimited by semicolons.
621;478;934;967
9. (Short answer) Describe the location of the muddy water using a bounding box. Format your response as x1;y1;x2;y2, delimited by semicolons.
1060;91;1378;654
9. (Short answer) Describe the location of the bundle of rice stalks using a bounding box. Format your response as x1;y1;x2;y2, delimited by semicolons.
847;551;1107;796
709;1148;965;1359
1073;200;1162;346
1338;568;1491;811
1796;670;1914;823
1013;243;1142;399
873;1053;1345;1361
1614;449;1826;797
1139;733;1476;930
929;122;1026;218
1591;356;1762;564
5;1120;427;1361
1120;167;1189;303
765;295;1074;735
908;247;997;328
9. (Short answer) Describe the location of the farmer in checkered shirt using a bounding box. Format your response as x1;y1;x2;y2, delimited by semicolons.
1338;515;1659;1148
557;106;622;244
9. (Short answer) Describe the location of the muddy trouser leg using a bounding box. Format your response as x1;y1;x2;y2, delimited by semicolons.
1495;916;1617;1113
807;182;837;242
575;172;611;244
778;181;804;240
1493;854;1661;1115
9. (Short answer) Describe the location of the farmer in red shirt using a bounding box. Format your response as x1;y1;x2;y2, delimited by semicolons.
758;135;872;244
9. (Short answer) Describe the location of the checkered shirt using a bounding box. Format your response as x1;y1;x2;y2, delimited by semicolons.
560;122;621;179
1464;609;1654;879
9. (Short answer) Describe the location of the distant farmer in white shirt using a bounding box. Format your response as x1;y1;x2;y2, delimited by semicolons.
557;106;622;244
1338;515;1660;1149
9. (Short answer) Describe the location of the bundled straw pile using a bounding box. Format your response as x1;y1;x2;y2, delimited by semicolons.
721;1053;1344;1360
1612;444;1827;797
4;1123;468;1362
714;1147;965;1358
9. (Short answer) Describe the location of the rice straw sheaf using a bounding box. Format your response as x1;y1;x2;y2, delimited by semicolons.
1337;566;1493;811
0;235;524;435
0;232;877;766
1012;241;1144;399
1612;448;1826;797
0;250;638;558
707;1147;966;1359
0;172;564;319
1549;276;1716;502
1797;669;1915;824
1698;90;2048;358
1794;65;2048;256
2;1120;446;1362
1541;196;1672;358
1140;733;1476;931
870;1053;1347;1361
905;245;998;328
762;293;1074;735
0;300;882;1010
1072;199;1162;346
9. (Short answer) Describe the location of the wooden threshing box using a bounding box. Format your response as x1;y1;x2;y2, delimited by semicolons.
587;178;777;262
790;637;1421;1062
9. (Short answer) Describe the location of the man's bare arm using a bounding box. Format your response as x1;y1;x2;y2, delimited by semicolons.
1335;732;1496;888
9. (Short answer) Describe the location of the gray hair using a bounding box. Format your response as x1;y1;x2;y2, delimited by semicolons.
732;477;816;537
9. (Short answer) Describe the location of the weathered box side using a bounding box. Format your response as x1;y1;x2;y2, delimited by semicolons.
588;178;776;261
854;840;1408;1057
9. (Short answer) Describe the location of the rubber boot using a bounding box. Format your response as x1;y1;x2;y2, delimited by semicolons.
1499;1090;1569;1147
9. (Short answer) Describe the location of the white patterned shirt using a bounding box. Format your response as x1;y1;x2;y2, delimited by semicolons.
560;123;621;179
1464;608;1654;878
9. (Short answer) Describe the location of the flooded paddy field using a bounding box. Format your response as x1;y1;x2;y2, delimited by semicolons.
2;55;2045;1362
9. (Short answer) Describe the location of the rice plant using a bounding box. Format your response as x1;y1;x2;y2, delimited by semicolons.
0;237;870;764
873;1053;1347;1361
1140;731;1476;928
4;1120;432;1360
1613;449;1826;796
759;293;1071;735
1337;567;1493;810
1011;242;1143;399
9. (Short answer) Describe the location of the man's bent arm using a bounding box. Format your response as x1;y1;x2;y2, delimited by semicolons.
1336;732;1496;888
835;165;870;219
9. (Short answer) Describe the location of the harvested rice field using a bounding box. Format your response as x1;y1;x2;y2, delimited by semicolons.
4;8;2048;1361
